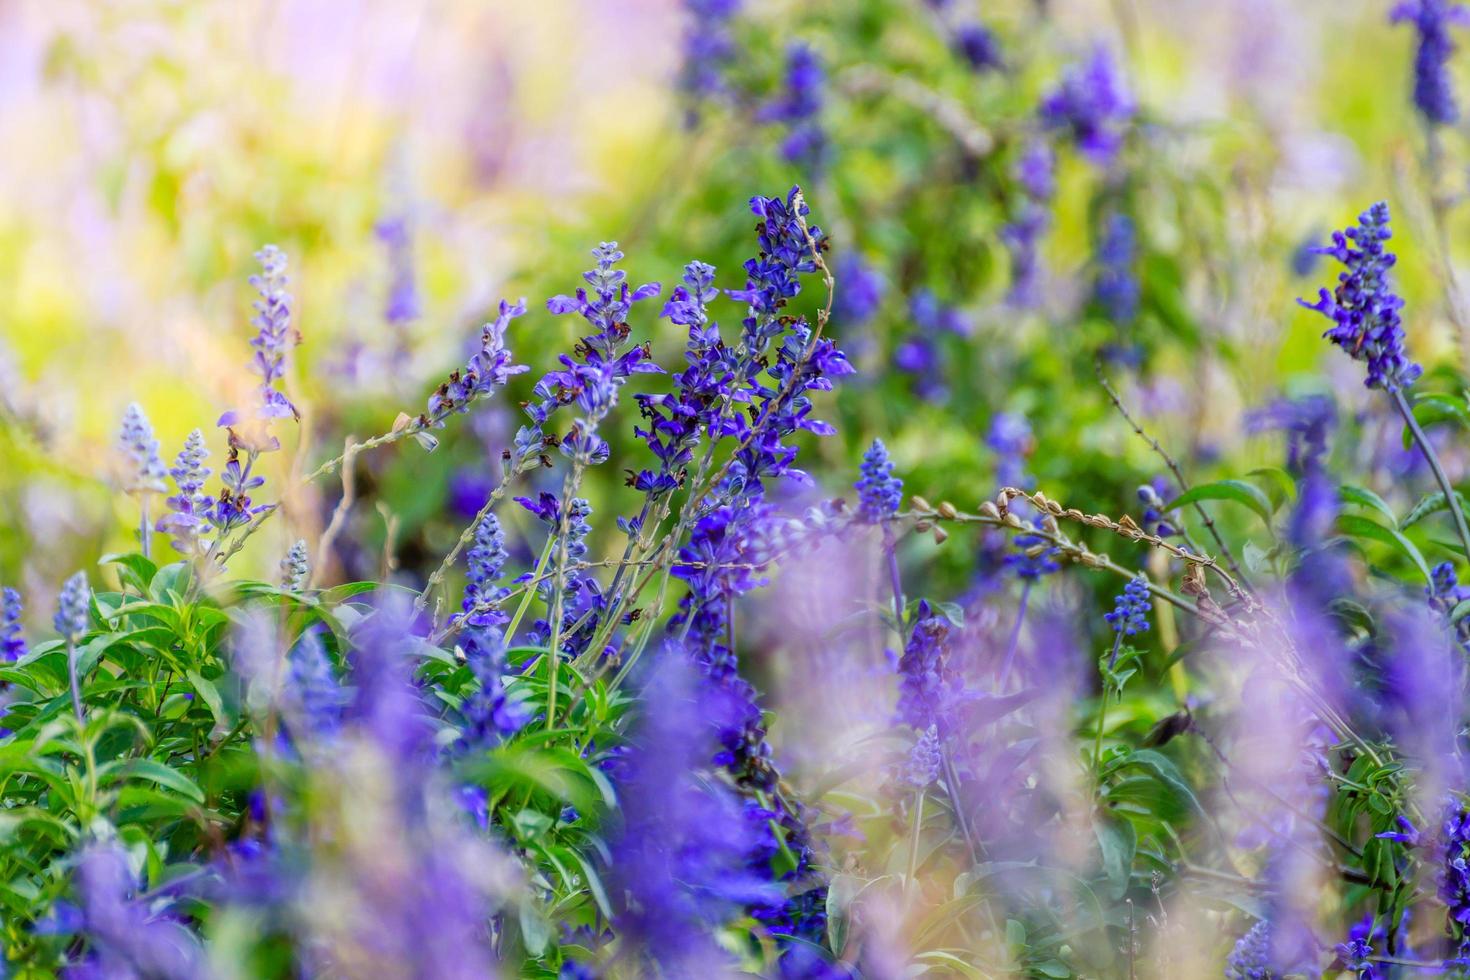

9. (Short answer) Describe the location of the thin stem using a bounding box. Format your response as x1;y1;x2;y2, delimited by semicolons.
66;639;84;722
1094;360;1248;587
416;461;527;615
1391;386;1470;566
139;497;151;561
905;789;926;906
996;582;1031;690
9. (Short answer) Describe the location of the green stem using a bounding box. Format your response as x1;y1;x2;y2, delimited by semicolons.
1391;386;1470;566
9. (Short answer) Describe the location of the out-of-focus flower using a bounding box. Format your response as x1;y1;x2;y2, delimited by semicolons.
116;403;167;496
1093;211;1139;324
375;212;420;329
1224;920;1272;980
855;439;903;523
757;44;827;175
246;245;300;423
952;23;1003;72
1299;202;1421;392
1392;0;1470;125
280;540;309;591
285;627;343;741
67;843;203;979
1040;46;1134;164
54;572;89;643
2;587;27;662
678;0;743;124
833;255;884;329
1003;139;1056;308
607;653;779;975
902;724;943;788
896;601;955;731
1245;395;1336;476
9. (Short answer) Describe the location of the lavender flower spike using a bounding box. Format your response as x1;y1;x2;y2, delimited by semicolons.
1393;0;1470;125
56;571;90;721
248;244;298;421
156;430;214;556
855;439;903;523
281;539;309;591
1039;46;1133;164
117;403;167;496
1;587;26;662
1299;202;1421;392
117;403;168;557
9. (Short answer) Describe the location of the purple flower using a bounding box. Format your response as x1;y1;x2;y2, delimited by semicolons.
533;245;662;463
987;412;1033;490
1105;574;1151;637
210;449;268;532
1392;0;1470;125
1334;915;1385;979
54;572;89;643
608;654;780;973
902;724;942;788
459;512;511;629
286;627;343;739
420;298;530;446
678;0;742;124
156;430;214;554
1093;211;1139;324
952;22;1003;72
855;439;904;523
833;254;884;329
1299;202;1421;391
516;493;603;657
280;539;309;591
375;212;420;327
116;403;166;495
758;44;827;174
247;244;299;422
1441;800;1470;957
1224;920;1272;980
629;260;735;506
1039;46;1133;164
1245;395;1336;476
66;843;203;979
1136;479;1179;537
456;625;527;751
896;601;956;731
895;291;968;400
2;587;26;662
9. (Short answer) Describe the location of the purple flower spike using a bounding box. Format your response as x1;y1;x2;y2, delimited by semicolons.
247;244;300;422
1298;202;1421;392
1040;46;1134;164
1392;0;1470;125
1;587;26;662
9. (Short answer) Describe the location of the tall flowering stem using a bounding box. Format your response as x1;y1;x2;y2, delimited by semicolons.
1300;203;1470;565
55;572;90;721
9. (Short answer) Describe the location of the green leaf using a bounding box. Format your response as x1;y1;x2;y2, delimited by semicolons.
1336;514;1432;583
1164;480;1274;527
1094;813;1136;899
1339;484;1398;524
1400;490;1470;531
185;670;230;730
571;850;613;921
107;758;204;804
1246;467;1296;511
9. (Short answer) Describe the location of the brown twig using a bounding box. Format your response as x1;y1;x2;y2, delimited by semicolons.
310;436;360;589
1093;359;1250;588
